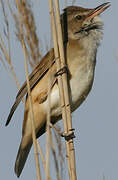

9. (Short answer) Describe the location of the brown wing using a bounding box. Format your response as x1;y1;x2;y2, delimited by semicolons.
6;49;55;126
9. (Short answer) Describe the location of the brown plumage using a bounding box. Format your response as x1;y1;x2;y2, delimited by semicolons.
6;3;110;177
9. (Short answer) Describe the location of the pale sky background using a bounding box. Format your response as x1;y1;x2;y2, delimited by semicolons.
0;0;117;180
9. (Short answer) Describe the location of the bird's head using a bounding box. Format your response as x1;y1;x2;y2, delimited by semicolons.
62;2;110;41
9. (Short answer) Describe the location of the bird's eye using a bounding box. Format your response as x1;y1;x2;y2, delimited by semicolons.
76;15;82;20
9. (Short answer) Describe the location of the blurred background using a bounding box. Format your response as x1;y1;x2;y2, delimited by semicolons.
0;0;117;179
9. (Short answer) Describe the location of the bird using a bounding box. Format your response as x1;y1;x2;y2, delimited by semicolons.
6;2;110;177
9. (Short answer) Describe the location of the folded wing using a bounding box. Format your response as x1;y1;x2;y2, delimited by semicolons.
6;49;55;126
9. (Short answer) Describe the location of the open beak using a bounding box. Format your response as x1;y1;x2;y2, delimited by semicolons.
86;2;111;20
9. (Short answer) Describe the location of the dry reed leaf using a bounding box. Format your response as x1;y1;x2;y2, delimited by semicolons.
7;0;42;68
0;0;20;89
16;0;41;67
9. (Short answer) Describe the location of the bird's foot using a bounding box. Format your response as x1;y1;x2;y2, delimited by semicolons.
55;65;68;77
61;129;75;141
49;123;75;140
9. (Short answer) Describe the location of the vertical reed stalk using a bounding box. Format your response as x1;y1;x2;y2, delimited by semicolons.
50;132;61;180
15;1;41;179
54;0;77;179
37;140;46;171
48;0;72;178
37;140;51;180
45;73;51;180
22;40;41;180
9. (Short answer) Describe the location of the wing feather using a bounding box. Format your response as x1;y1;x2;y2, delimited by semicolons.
6;49;55;126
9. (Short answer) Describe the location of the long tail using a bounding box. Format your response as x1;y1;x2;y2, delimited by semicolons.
14;141;32;177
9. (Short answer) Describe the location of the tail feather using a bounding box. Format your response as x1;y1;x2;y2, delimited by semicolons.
15;142;32;177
